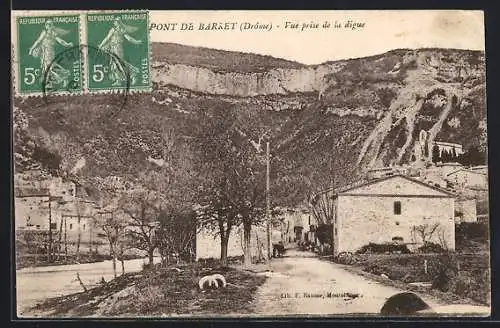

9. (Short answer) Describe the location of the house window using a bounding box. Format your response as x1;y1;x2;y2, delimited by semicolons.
394;201;402;215
50;223;57;230
69;224;73;230
83;224;86;230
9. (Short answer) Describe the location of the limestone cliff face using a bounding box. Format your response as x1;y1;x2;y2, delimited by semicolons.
152;62;342;97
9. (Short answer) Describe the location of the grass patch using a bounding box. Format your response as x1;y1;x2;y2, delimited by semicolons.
28;261;267;317
350;252;490;306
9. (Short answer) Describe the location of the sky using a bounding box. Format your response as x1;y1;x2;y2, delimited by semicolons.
149;10;485;65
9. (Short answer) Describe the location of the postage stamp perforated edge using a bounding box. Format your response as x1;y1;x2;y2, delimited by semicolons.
12;12;84;98
84;10;151;94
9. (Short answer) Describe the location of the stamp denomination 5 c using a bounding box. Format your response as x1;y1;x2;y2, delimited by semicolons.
86;11;150;92
16;15;83;95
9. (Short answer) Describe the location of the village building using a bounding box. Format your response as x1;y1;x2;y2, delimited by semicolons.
278;207;311;243
446;168;488;190
14;170;106;254
434;141;464;157
328;175;455;255
470;165;488;175
436;162;465;176
195;207;310;260
366;166;409;180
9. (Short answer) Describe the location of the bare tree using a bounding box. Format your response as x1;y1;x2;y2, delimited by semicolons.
100;210;127;278
411;222;441;244
121;190;160;269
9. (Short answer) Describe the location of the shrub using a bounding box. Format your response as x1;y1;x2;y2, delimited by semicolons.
456;222;489;244
417;242;446;254
356;242;411;254
430;253;459;292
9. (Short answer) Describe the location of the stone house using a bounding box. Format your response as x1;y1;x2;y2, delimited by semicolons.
470;165;488;175
278;207;311;243
329;175;456;255
366;166;409;180
436;162;464;176
434;141;464;157
446;168;488;190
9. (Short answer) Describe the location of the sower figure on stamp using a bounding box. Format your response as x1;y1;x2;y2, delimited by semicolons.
98;17;143;86
28;19;73;87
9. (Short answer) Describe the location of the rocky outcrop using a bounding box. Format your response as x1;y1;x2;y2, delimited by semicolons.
152;62;343;97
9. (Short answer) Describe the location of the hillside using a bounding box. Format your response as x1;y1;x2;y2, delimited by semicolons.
152;42;306;73
13;44;487;207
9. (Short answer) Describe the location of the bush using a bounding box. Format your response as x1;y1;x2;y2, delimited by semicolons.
356;242;411;254
456;222;489;244
417;242;446;254
430;253;459;292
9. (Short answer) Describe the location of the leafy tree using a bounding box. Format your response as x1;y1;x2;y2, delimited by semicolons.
157;209;197;265
192;105;268;267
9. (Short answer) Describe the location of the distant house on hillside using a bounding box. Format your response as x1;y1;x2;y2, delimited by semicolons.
366;166;409;180
470;165;488;175
446;168;488;190
436;162;464;176
434;141;464;157
327;175;456;255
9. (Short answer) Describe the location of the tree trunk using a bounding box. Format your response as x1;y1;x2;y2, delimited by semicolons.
48;200;53;263
64;217;68;258
243;222;252;266
57;217;63;261
76;217;81;260
120;243;125;275
148;249;154;269
110;244;117;278
220;235;229;268
112;255;117;278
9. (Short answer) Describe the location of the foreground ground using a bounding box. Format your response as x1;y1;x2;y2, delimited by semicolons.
253;249;444;316
20;248;490;317
21;258;266;317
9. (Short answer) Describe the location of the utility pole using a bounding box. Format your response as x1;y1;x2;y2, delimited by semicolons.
266;141;271;260
48;192;52;263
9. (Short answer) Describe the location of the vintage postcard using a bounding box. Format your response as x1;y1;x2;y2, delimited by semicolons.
11;10;490;318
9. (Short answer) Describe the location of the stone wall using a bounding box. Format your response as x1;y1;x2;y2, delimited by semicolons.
336;195;455;254
196;225;274;260
455;199;477;223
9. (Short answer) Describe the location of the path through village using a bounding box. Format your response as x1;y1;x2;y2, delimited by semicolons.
252;249;443;316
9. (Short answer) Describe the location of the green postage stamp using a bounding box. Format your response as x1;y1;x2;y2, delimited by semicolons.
15;15;83;95
86;11;150;92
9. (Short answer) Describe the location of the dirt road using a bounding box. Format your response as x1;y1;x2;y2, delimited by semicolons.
252;249;443;316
